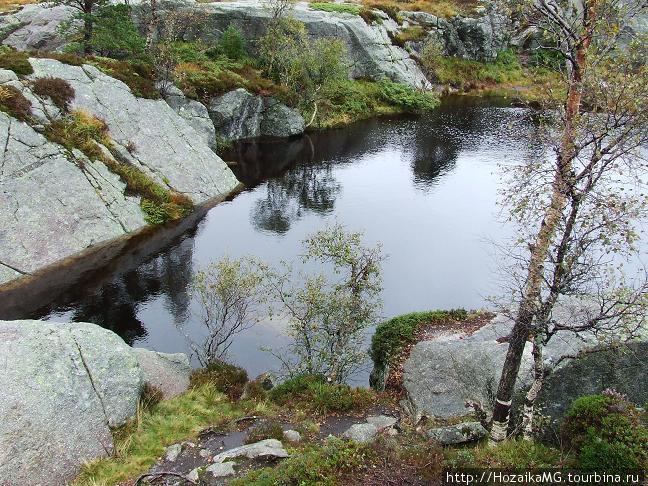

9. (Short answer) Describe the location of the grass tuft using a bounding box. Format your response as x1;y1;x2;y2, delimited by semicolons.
31;77;75;111
190;360;249;401
0;84;32;121
310;2;361;15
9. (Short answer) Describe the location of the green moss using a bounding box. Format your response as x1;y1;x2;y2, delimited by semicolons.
44;110;111;161
370;309;468;372
31;77;75;111
0;84;32;121
0;46;33;75
190;360;249;401
72;384;253;486
269;374;375;415
377;79;439;111
310;2;361;15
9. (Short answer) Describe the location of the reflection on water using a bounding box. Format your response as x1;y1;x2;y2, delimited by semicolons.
0;96;544;384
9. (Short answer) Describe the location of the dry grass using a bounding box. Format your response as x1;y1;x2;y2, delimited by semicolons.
359;0;478;19
0;0;38;13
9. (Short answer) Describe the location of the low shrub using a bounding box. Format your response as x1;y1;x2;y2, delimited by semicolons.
359;7;381;24
310;2;361;15
361;0;469;19
269;374;374;414
378;80;439;111
562;392;648;470
0;85;32;121
245;420;284;444
0;46;33;75
31;77;75;111
190;361;249;401
29;51;85;66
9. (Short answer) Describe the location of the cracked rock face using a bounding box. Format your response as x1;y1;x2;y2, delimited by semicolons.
0;320;143;486
0;58;240;287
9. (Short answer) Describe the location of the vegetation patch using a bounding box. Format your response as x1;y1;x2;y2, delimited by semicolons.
313;79;438;129
562;392;648;470
31;77;75;111
72;384;256;486
0;84;32;121
190;360;249;401
88;58;160;99
310;2;361;15
269;374;375;415
390;26;426;48
447;439;562;469
361;0;477;19
0;46;33;75
44;109;111;160
29;50;85;66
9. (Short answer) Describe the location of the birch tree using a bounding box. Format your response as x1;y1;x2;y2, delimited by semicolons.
490;0;648;442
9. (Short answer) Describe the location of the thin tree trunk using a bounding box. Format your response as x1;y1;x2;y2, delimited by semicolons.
82;0;94;55
489;11;593;441
522;333;545;439
146;0;158;50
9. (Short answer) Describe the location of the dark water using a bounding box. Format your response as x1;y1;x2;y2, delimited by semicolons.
0;97;546;384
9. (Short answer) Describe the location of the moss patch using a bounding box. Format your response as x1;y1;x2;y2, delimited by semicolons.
0;84;32;121
361;0;477;19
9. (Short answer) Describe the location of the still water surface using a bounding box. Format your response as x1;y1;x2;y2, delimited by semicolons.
3;97;546;383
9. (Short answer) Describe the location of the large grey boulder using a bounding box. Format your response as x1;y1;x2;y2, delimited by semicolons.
0;58;240;287
0;3;75;52
403;5;510;62
536;341;648;436
162;84;218;150
27;58;239;203
401;314;598;420
208;88;304;141
0;320;143;486
133;348;192;399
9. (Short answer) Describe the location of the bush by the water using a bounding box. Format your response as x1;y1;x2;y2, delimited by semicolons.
269;374;374;414
190;360;249;400
562;392;648;470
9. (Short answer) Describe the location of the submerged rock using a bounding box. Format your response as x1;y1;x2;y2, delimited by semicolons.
208;88;304;141
427;422;487;445
0;320;143;486
133;348;192;399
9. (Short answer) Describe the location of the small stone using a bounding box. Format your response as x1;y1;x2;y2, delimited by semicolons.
199;448;211;458
164;443;182;462
212;439;289;463
387;428;399;436
206;462;236;478
366;415;398;431
283;429;302;443
427;422;487;445
342;423;378;443
186;468;200;482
